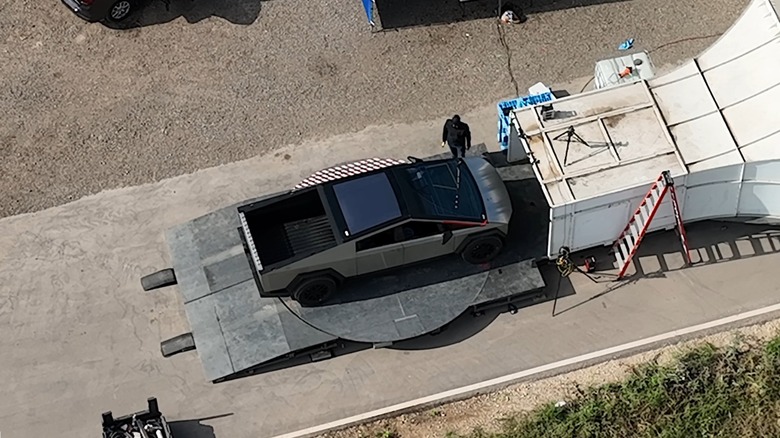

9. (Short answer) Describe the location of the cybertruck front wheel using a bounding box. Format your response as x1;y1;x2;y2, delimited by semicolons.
461;235;504;264
292;276;337;307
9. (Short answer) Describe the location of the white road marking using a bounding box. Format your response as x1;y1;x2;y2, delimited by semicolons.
271;302;780;438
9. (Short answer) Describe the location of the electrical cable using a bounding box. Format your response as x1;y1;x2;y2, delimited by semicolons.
551;246;573;316
495;21;521;97
556;255;574;277
647;33;723;54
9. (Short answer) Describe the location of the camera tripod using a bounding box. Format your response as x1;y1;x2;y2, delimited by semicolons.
552;126;591;166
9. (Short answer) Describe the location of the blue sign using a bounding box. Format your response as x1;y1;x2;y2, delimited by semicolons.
497;91;554;150
362;0;374;25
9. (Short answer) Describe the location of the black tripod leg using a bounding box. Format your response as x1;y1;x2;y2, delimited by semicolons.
563;134;572;166
551;273;563;316
572;132;591;147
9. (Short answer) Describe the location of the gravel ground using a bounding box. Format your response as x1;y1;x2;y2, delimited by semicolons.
0;0;745;218
320;318;780;438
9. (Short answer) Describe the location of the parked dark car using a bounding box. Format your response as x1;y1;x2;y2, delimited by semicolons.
61;0;139;22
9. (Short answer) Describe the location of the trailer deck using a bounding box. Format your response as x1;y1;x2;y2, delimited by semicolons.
163;148;550;382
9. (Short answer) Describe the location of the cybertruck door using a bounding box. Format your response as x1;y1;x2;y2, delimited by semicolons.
355;243;404;275
401;221;454;265
355;226;406;275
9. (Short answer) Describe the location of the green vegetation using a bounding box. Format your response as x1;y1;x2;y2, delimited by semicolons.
452;334;780;438
357;429;398;438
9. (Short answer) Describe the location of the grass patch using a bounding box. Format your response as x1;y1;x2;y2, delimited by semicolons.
449;334;780;438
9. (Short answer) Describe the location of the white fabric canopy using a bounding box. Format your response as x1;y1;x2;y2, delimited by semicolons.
510;0;780;257
650;0;780;172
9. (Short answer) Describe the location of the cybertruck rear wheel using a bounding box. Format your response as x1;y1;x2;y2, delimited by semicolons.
461;235;504;264
292;276;337;307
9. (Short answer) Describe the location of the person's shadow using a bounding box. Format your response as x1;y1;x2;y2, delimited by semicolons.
105;0;265;29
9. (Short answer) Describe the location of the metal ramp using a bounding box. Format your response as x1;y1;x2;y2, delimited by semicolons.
149;146;551;383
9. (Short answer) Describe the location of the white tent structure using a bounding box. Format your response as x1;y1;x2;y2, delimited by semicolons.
509;0;780;259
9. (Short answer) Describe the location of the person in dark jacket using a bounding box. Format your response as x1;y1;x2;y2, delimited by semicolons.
441;115;471;159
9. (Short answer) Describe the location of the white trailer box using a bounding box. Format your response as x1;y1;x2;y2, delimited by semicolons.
506;0;780;262
509;0;780;261
505;0;780;261
510;81;688;259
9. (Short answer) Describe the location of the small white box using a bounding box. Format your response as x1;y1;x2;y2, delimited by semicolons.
594;51;656;90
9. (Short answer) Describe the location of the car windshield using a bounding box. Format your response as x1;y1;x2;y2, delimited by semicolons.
394;161;484;221
332;173;403;235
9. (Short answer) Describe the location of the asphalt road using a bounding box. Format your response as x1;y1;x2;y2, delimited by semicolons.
4;98;780;438
0;0;744;217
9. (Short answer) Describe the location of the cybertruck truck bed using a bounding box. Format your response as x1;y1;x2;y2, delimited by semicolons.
239;188;338;269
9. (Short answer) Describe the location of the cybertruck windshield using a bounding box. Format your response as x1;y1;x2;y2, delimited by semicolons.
392;160;485;222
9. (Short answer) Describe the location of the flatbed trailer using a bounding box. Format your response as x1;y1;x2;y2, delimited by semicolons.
144;146;552;383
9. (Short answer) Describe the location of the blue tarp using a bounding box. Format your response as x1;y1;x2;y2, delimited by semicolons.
362;0;374;25
496;92;554;150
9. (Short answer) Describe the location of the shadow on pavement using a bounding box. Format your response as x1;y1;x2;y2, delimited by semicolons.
552;221;780;316
392;264;575;350
169;413;234;438
106;0;265;29
520;0;629;14
375;0;499;30
374;0;630;30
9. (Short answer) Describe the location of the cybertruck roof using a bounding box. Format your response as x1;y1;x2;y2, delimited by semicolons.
238;158;487;272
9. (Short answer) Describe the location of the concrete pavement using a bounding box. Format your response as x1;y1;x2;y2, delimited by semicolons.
278;302;780;438
3;87;780;438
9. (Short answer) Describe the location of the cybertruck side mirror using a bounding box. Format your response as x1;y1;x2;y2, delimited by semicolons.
442;230;453;245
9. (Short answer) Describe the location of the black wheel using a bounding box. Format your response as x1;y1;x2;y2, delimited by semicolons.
141;268;177;291
292;276;337;307
160;333;195;358
461;235;504;264
107;0;134;22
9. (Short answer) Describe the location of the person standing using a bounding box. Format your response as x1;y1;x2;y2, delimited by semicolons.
441;115;471;159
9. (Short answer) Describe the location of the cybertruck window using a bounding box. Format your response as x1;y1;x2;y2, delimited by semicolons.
395;161;484;221
332;173;402;235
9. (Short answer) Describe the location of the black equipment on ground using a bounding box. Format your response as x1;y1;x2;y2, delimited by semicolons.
102;397;173;438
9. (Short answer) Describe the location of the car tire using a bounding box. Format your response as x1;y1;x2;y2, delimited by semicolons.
291;276;337;307
107;0;134;22
461;235;504;265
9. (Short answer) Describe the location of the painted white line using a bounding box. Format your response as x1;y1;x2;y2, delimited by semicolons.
271;302;780;438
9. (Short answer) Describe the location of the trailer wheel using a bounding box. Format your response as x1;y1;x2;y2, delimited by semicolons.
141;268;177;291
292;276;336;307
161;333;195;358
461;236;504;264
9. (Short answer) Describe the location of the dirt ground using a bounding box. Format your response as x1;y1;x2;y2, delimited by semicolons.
1;0;745;218
319;319;780;438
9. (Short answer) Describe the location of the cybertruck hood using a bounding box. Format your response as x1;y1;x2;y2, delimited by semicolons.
463;157;513;226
